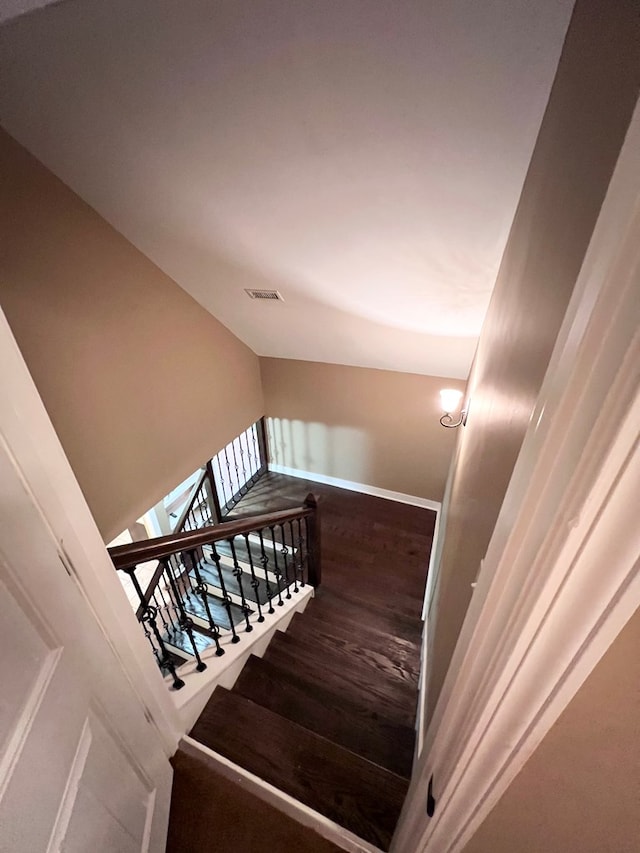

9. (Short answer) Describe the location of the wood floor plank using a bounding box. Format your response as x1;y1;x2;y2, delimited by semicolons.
285;613;420;689
311;588;423;644
295;607;421;669
265;633;417;729
168;745;345;853
234;654;416;778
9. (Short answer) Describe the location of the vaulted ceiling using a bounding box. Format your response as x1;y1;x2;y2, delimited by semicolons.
0;0;574;378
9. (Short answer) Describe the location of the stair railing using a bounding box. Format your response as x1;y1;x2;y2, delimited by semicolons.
210;419;268;516
109;495;320;690
169;418;268;532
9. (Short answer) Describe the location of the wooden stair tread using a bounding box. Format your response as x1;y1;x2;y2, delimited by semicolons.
271;629;418;700
234;654;415;778
298;604;421;658
310;588;423;641
284;618;419;694
190;687;409;850
287;611;420;687
168;744;345;853
265;633;416;728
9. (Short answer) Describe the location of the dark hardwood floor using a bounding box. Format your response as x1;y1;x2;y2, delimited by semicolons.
168;742;345;853
175;472;435;851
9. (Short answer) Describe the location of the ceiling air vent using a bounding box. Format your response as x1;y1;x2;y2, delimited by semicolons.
244;288;284;301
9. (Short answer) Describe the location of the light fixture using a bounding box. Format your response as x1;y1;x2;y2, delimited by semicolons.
439;388;467;428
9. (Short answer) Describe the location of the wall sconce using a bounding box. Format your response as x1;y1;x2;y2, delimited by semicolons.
439;388;467;428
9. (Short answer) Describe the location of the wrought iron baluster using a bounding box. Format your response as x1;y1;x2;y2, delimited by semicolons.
192;490;200;529
177;551;196;603
156;581;180;635
228;538;253;632
230;441;242;501
251;422;260;477
258;529;275;614
236;434;248;494
223;446;235;508
269;526;285;606
125;565;184;690
188;549;224;656
163;558;207;672
207;542;240;643
238;430;251;494
142;604;185;690
163;567;184;631
279;523;293;598
243;533;264;623
142;616;162;666
199;481;212;525
194;481;206;527
243;431;253;490
152;589;172;637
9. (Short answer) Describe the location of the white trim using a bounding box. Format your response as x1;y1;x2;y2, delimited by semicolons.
141;788;157;853
268;463;441;512
46;717;93;853
414;503;443;757
421;506;441;622
0;647;62;801
392;98;640;853
414;624;429;760
181;736;385;853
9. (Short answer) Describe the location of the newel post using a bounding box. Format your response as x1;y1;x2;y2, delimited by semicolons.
303;493;321;587
204;459;223;524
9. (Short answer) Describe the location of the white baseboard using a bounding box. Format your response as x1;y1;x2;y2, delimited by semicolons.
181;736;385;853
267;463;441;513
415;502;442;756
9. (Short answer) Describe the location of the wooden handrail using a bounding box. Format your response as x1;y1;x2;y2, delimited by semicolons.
109;501;316;571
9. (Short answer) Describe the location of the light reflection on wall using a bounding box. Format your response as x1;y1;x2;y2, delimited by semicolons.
266;417;371;483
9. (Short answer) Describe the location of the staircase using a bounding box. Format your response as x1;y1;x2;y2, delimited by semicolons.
109;493;321;689
110;471;434;852
189;586;421;850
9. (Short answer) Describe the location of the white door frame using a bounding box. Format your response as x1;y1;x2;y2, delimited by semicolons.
392;98;640;853
0;308;182;754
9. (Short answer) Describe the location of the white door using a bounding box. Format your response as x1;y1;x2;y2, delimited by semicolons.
0;311;178;853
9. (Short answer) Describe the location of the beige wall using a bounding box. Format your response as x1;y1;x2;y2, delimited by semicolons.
463;605;640;853
0;130;264;542
427;0;640;719
260;358;463;502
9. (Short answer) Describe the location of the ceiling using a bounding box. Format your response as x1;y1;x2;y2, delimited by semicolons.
0;0;574;379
